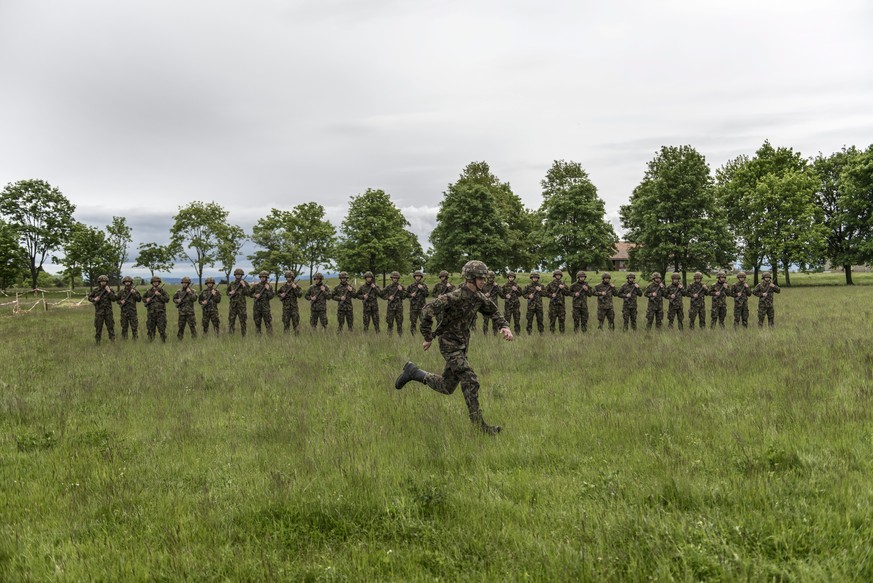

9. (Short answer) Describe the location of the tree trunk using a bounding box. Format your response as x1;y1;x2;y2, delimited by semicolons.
783;265;791;286
29;260;38;290
753;265;759;286
682;270;687;286
844;264;854;285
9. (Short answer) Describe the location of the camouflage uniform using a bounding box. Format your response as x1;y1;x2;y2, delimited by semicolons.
501;273;523;335
617;274;642;331
644;273;666;330
730;272;753;329
278;271;303;334
569;272;593;333
173;279;198;339
594;274;617;330
481;271;500;335
307;273;330;329
198;278;222;334
250;271;275;335
709;272;730;328
380;271;406;336
523;273;546;335
431;271;455;297
143;277;169;342
116;277;141;339
686;273;708;329
753;273;781;327
226;268;250;336
665;273;685;330
332;272;356;332
545;270;570;333
88;275;117;342
407;272;429;335
357;272;381;333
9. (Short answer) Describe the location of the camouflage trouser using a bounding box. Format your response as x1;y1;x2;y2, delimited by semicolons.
505;302;521;334
667;304;684;330
202;308;220;334
572;305;589;332
710;304;727;328
526;305;544;335
758;305;775;327
688;304;706;329
734;303;749;328
548;303;566;333
409;306;423;335
337;306;353;332
597;305;615;330
282;304;300;334
177;312;197;339
424;343;482;420
146;310;167;341
311;309;328;329
646;304;663;330
254;305;273;335
228;303;247;336
386;304;403;336
94;308;115;342
622;305;637;331
362;304;380;332
120;308;138;339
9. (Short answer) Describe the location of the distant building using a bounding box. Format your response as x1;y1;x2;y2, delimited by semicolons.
610;241;635;270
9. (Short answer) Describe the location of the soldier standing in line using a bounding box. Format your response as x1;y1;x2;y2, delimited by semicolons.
357;271;381;333
432;270;455;297
332;271;356;333
569;271;593;333
481;270;500;335
381;271;406;336
665;272;685;330
116;275;141;340
617;272;642;331
502;271;522;335
394;260;513;436
173;276;197;340
88;274;117;343
594;273;618;330
143;276;169;342
730;271;753;329
227;267;250;336
686;271;709;329
250;270;275;335
278;270;303;335
523;272;546;335
709;270;730;328
545;269;570;333
644;272;667;330
307;272;331;330
198;276;221;335
753;271;781;327
407;270;429;335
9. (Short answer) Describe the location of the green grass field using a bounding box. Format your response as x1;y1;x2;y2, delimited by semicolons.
2;276;872;581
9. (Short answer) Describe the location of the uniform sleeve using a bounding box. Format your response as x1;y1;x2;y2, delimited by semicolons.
420;300;444;342
772;284;781;293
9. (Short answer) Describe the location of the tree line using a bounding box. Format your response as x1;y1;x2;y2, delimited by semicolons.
2;140;872;291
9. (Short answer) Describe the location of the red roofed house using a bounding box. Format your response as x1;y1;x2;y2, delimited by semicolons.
610;241;635;271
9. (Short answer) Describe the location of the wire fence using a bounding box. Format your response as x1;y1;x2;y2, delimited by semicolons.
0;288;90;315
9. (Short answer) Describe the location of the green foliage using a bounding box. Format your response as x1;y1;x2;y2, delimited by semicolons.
839;144;873;266
105;216;132;285
250;203;336;282
215;223;246;283
58;222;115;287
133;242;176;278
539;160;617;275
169;201;231;289
0;219;27;290
620;146;734;281
0;179;76;289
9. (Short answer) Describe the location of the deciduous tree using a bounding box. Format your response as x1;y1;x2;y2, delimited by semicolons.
60;222;115;287
169;201;230;289
133;242;176;278
0;219;27;290
106;216;132;286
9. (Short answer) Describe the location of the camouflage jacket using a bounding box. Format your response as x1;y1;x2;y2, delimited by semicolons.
432;280;455;297
332;282;357;310
357;282;381;308
380;281;406;307
752;281;781;307
709;281;730;307
250;281;274;308
89;286;117;311
502;281;523;307
116;287;141;313
198;288;222;311
143;287;169;312
420;285;509;348
173;287;197;315
665;283;685;308
685;281;709;308
278;282;303;306
406;281;429;309
644;282;667;305
568;281;593;308
617;282;642;307
730;282;753;306
593;282;618;307
307;283;331;311
523;282;546;309
226;280;250;307
545;279;570;306
481;282;499;306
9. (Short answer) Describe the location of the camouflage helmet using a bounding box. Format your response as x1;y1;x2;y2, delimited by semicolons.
553;269;563;277
181;276;191;284
205;277;215;284
233;268;244;276
487;270;495;279
693;271;703;279
602;272;611;280
97;274;109;283
364;271;374;279
530;271;541;279
507;271;516;277
314;272;324;280
258;270;268;278
151;276;162;284
651;272;662;280
461;260;488;280
576;271;586;279
284;270;296;279
438;270;449;278
762;271;772;279
122;276;133;284
716;270;726;277
390;271;400;278
671;272;680;280
627;272;636;280
737;271;746;278
339;271;349;279
413;270;423;277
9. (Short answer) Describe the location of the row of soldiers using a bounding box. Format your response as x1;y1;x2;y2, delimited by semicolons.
86;267;782;342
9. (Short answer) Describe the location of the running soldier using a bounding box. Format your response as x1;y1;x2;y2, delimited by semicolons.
730;271;753;329
88;274;117;343
665;272;685;330
617;272;642;331
753;271;781;327
116;276;141;340
687;272;708;329
394;260;513;436
307;272;330;330
569;271;593;333
251;270;274;335
278;270;303;334
545;269;570;333
645;272;666;330
332;271;356;332
381;271;406;336
709;270;730;328
432;270;455;297
227;267;250;336
357;271;381;333
143;276;169;342
481;270;500;335
502;271;523;335
523;272;546;335
594;273;618;330
199;276;221;334
407;270;429;335
173;276;197;339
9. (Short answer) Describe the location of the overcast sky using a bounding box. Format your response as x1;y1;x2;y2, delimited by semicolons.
2;0;872;276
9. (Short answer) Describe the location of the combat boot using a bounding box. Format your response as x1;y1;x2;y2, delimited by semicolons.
395;361;428;390
470;411;502;436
